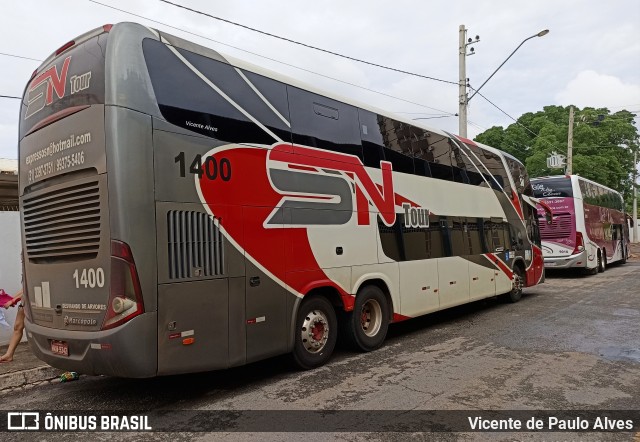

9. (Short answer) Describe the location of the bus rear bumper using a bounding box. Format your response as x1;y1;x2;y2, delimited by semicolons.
24;312;157;378
543;251;588;269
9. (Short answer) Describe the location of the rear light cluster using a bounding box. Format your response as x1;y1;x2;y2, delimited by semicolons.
573;232;585;255
102;240;145;330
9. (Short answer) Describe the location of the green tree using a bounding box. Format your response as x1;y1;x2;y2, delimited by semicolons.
474;105;639;209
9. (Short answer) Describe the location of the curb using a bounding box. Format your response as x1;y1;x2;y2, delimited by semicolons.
0;365;61;391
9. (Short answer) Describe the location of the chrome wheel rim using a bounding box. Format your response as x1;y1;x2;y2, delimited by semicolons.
514;273;523;294
360;299;382;337
301;310;329;354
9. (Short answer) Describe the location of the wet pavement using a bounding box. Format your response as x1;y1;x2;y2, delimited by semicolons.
0;246;639;440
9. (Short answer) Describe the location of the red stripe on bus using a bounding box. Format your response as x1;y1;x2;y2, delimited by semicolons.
485;253;513;279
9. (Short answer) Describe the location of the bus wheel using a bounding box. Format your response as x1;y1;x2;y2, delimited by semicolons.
293;296;337;370
505;266;524;303
598;250;606;273
344;285;389;352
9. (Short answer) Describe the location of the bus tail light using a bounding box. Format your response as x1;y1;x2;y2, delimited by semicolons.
573;232;585;254
55;40;76;56
102;240;145;331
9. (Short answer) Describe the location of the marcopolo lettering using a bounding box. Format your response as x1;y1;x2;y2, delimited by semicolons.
402;203;429;228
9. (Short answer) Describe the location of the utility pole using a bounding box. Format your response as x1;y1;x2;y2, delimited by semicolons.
458;27;547;138
566;106;574;175
458;25;469;138
634;149;638;243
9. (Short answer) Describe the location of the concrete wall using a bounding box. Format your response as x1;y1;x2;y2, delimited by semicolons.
0;211;24;346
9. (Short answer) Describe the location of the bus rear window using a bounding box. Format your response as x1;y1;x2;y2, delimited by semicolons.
531;178;573;198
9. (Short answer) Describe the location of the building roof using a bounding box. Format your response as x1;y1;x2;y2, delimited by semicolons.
0;159;18;211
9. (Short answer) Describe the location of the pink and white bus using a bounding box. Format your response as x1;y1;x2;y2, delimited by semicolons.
532;175;629;273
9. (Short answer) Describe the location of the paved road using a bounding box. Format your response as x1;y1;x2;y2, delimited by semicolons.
2;261;639;441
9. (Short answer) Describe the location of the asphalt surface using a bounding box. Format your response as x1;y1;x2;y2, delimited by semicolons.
1;254;639;441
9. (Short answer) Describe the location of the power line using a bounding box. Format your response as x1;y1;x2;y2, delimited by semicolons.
471;88;558;148
156;0;458;86
87;0;457;117
0;95;21;100
0;52;41;62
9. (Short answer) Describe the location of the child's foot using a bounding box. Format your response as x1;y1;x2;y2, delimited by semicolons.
0;355;13;362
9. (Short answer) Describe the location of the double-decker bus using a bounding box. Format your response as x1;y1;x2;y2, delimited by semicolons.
531;175;629;273
19;23;547;377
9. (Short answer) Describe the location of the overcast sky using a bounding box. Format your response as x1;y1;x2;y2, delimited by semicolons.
1;0;639;162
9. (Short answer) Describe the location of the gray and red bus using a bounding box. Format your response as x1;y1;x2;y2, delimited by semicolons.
19;23;546;377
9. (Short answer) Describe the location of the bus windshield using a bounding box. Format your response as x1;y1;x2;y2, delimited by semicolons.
532;177;573;198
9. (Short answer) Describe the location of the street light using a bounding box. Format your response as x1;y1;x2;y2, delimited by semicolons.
458;27;549;137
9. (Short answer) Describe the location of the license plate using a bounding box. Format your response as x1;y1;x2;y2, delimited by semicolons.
51;340;69;356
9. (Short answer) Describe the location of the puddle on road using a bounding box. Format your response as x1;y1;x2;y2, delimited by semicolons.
599;346;640;362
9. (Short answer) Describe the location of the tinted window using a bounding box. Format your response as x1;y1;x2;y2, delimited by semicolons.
428;136;454;181
466;219;484;254
476;148;511;192
378;214;445;261
505;157;530;195
143;39;290;144
449;217;468;255
531;178;574;198
359;111;416;173
579;179;623;210
288;87;362;159
484;219;510;251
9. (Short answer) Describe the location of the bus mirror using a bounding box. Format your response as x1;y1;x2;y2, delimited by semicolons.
545;212;553;225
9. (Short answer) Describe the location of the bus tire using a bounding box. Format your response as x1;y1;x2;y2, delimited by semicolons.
344;285;389;352
292;296;338;370
505;265;524;303
598;250;606;273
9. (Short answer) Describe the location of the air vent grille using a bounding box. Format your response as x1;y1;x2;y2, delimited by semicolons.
23;180;101;262
167;210;224;279
540;214;573;240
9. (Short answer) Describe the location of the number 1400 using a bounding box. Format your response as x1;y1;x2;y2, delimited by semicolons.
72;268;105;289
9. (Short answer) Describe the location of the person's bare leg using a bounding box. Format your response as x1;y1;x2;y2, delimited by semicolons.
0;308;25;362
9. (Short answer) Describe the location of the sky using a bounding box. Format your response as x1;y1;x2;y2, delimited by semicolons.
1;0;639;166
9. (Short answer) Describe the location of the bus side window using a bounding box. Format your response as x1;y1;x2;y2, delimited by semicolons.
288;87;363;159
450;217;468;255
144;39;291;145
358;110;414;173
465;218;483;255
451;144;469;184
484;219;507;251
427;215;445;258
379;117;415;174
478;149;511;193
411;127;433;178
428;134;454;181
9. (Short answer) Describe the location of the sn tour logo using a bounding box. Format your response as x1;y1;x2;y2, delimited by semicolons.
25;55;93;119
25;56;71;119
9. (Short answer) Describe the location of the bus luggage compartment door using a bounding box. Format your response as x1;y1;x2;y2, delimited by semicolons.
157;279;229;375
